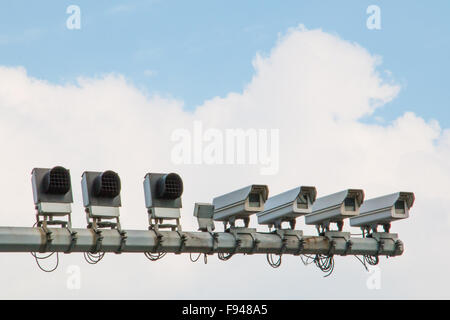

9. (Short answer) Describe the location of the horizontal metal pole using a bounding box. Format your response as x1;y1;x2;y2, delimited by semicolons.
0;226;403;257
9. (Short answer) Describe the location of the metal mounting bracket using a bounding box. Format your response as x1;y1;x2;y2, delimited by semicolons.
40;225;54;253
369;232;399;256
274;230;287;255
323;231;351;256
229;227;260;254
86;226;104;254
274;229;304;255
175;231;187;254
393;239;404;256
150;227;164;253
343;239;353;256
209;232;219;254
64;226;78;254
115;229;127;254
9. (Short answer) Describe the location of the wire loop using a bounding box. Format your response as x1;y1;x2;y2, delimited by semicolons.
189;252;201;262
144;251;166;261
83;252;105;264
266;253;282;268
31;251;59;272
313;254;335;277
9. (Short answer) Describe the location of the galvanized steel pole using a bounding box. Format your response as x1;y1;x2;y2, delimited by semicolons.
0;227;402;256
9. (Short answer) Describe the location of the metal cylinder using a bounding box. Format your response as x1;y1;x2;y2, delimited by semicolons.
0;227;402;256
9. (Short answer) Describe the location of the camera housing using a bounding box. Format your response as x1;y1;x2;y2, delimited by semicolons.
81;170;122;219
257;186;317;229
305;189;364;231
350;191;415;232
143;172;183;220
213;184;268;228
193;202;215;232
32;166;73;216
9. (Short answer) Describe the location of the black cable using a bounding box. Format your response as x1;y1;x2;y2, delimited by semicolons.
266;253;282;268
144;251;166;261
30;251;54;259
300;254;315;266
31;251;59;272
189;252;201;262
84;252;105;264
355;255;369;272
313;254;335;277
364;255;379;266
218;252;234;261
83;252;105;264
31;222;59;272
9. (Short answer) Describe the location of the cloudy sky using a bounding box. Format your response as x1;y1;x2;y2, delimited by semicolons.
0;1;449;299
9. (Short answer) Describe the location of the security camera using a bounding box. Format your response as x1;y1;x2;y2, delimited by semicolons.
143;172;183;220
193;202;215;232
81;170;122;219
32;166;73;216
213;184;268;228
305;189;364;232
350;192;415;233
257;186;317;229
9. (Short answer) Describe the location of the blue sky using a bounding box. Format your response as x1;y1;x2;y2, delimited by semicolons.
0;0;448;126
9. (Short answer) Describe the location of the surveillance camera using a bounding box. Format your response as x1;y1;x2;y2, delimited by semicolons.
257;186;317;229
213;184;268;228
350;192;415;232
143;172;183;220
32;166;73;215
193;202;215;232
81;170;122;219
305;189;364;231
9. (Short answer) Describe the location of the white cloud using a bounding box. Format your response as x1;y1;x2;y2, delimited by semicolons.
0;26;448;299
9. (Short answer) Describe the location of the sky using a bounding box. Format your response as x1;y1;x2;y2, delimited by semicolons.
0;1;449;126
0;1;449;299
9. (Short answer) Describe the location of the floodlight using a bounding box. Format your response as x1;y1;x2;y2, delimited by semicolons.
81;170;121;219
144;172;183;219
32;166;73;216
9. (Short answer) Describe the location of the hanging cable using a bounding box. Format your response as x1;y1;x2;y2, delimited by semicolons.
31;222;59;272
144;251;166;261
218;252;234;261
266;253;282;268
189;252;201;262
313;254;335;277
83;252;105;264
364;255;379;266
354;255;369;272
300;254;316;266
355;254;379;271
31;251;59;272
